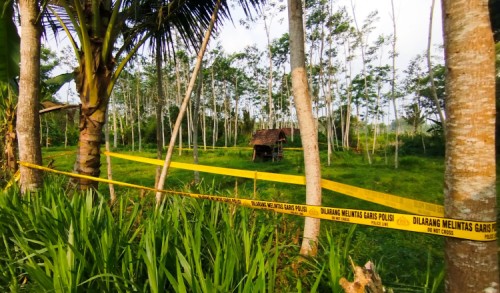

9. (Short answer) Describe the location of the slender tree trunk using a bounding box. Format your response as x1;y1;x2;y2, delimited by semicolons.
193;67;203;183
202;101;207;151
212;69;218;148
136;71;142;152
187;101;192;148
156;0;221;203
155;36;165;185
288;0;322;256
104;110;115;202
17;0;43;193
234;77;239;146
390;0;399;169
442;0;499;291
427;0;446;133
112;94;118;148
265;20;275;129
176;60;183;156
119;113;125;146
224;81;228;147
128;91;135;151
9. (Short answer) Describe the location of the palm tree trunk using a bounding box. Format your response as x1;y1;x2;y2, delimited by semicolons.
288;0;322;256
17;0;43;193
76;105;106;190
442;0;499;291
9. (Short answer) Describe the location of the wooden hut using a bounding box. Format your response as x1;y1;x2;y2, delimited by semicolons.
250;129;287;162
280;127;300;138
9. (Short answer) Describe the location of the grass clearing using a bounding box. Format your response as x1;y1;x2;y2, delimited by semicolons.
12;145;449;291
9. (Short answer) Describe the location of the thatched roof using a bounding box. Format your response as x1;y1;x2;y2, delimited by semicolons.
250;129;287;146
281;128;300;137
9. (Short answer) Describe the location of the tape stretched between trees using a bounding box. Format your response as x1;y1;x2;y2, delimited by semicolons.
173;146;303;151
15;161;498;241
104;151;444;217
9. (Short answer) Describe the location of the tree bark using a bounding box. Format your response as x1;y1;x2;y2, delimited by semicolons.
288;0;322;256
17;0;43;193
76;106;106;190
442;0;499;292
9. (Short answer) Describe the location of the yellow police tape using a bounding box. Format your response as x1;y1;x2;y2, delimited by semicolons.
3;170;20;191
104;151;444;217
16;161;498;241
174;146;303;151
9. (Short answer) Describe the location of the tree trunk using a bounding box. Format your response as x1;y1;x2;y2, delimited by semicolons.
390;0;399;169
104;110;115;202
442;0;499;291
76;106;106;190
266;21;275;129
212;69;218;148
112;93;118;148
202;101;207;150
155;36;164;185
427;0;446;133
193;67;203;183
234;76;239;146
155;0;221;203
175;60;183;156
288;0;322;257
17;0;43;193
136;71;142;152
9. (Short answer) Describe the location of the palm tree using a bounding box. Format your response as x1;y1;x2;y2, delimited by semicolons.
47;0;263;190
442;0;499;291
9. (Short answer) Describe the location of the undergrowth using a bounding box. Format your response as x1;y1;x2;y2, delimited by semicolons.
0;148;448;292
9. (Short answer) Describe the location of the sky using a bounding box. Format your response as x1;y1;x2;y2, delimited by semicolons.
217;0;444;71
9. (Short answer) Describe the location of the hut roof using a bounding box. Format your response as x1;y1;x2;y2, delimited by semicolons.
250;129;287;146
280;128;300;137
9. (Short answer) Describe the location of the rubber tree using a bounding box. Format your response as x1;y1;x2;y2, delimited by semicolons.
442;0;499;291
288;0;322;256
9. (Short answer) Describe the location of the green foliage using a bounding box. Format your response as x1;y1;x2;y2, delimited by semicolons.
1;181;342;292
399;133;444;157
31;147;447;291
0;0;20;87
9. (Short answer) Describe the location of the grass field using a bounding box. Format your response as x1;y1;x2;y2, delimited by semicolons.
21;145;447;291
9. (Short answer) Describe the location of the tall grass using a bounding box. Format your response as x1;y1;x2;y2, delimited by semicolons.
0;178;350;292
1;175;444;292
